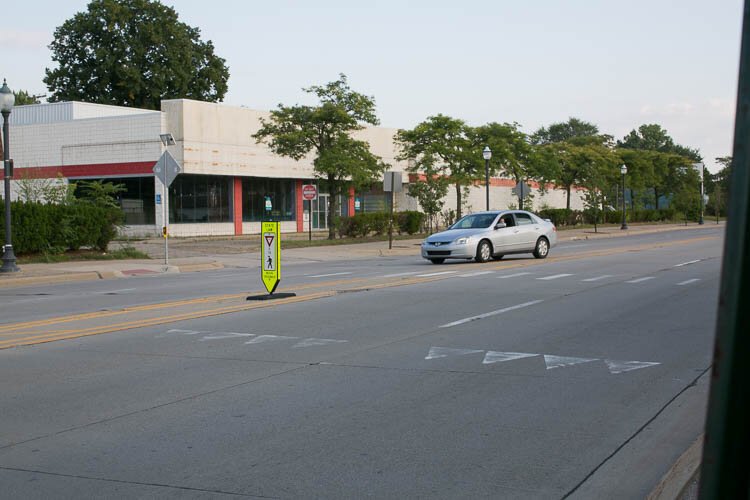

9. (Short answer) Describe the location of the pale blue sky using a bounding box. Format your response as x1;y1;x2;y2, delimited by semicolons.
2;0;743;171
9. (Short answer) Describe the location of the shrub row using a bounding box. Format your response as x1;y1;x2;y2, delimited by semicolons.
336;211;425;237
537;207;680;226
0;201;123;254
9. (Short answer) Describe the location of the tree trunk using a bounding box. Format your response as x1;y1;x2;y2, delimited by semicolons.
565;185;572;211
654;188;660;210
455;183;462;220
327;175;337;240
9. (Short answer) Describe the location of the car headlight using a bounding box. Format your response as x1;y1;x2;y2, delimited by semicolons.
454;237;469;245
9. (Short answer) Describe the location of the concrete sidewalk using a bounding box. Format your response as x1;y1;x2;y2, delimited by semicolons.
0;222;723;287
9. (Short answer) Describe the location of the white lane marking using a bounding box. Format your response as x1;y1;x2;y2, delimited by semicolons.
439;300;544;328
537;273;574;281
293;338;348;348
626;276;656;283
199;332;255;341
167;329;202;335
482;351;538;365
417;271;458;277
544;355;598;370
604;360;660;374
307;272;353;278
381;271;421;278
99;288;136;294
498;272;532;279
581;275;613;282
674;260;701;267
245;335;300;344
457;271;495;278
425;347;484;360
677;278;702;286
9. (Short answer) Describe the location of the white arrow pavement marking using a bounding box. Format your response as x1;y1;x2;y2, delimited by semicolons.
544;355;598;370
482;351;539;365
498;272;533;279
581;275;613;282
417;271;458;277
674;259;701;267
604;360;661;374
293;338;349;348
457;271;495;278
167;329;202;335
199;332;256;341
677;278;702;286
439;300;544;328
425;347;485;360
537;273;574;281
626;276;656;283
245;335;300;344
307;272;352;278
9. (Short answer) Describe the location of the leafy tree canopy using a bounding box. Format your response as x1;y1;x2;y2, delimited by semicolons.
44;0;229;109
618;124;701;161
13;90;42;106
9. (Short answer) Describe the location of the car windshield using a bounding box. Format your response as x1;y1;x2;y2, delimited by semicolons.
450;213;497;229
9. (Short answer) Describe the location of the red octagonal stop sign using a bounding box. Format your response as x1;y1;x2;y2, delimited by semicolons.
302;184;318;200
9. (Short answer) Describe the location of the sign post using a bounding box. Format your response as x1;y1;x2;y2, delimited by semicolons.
383;171;402;250
247;221;296;301
302;184;318;242
152;150;181;266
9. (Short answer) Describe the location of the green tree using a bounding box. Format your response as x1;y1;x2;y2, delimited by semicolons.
13;90;42;105
254;75;387;239
396;115;481;219
405;160;450;233
44;0;229;109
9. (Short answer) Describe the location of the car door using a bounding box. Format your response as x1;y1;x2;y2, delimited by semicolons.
512;212;540;251
488;214;514;254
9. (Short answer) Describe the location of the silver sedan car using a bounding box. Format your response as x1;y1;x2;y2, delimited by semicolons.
421;210;557;264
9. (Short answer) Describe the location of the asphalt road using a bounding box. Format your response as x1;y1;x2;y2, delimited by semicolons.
0;227;723;498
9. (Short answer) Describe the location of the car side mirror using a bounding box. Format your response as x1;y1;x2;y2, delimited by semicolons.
495;222;507;229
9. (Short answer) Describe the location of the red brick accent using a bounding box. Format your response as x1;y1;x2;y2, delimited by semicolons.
296;180;304;232
348;186;355;215
233;177;243;236
5;161;157;180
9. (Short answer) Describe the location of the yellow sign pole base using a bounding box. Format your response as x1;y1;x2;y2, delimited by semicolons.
249;221;296;300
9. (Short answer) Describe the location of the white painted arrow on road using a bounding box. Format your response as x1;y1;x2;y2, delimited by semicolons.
245;335;300;345
604;360;661;374
482;351;538;365
293;338;348;348
425;347;484;360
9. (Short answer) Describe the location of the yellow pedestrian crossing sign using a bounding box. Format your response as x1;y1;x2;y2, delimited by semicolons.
261;221;281;294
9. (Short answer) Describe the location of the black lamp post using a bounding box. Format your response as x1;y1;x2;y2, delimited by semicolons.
695;162;705;225
0;79;18;273
483;146;491;211
620;164;629;230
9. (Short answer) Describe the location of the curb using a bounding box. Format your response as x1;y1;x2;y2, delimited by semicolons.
174;262;225;273
648;435;703;500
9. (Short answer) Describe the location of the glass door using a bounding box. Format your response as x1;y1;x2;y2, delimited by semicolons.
313;194;329;229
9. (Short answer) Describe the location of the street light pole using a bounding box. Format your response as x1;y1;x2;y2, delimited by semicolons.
482;146;492;211
620;164;629;230
696;162;705;225
0;79;18;273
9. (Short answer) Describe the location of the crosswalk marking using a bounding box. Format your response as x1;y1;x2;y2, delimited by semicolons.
626;276;655;284
537;273;574;281
581;275;613;282
677;278;701;286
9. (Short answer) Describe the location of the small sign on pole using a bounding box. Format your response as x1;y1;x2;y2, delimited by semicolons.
248;221;296;301
301;185;317;242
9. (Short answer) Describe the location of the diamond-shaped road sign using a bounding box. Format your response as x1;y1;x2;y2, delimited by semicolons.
153;151;182;187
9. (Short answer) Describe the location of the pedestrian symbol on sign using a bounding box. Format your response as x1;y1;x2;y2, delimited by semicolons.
267;255;273;269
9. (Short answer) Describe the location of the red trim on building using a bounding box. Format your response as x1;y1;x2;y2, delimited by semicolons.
348;186;355;215
233;177;243;236
295;180;304;233
6;161;157;180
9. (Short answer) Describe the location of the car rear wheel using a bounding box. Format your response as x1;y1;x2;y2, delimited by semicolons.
475;240;492;263
533;237;549;259
429;258;445;264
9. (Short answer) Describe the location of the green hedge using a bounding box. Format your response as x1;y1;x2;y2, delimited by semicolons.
0;200;123;254
539;207;680;226
336;211;424;237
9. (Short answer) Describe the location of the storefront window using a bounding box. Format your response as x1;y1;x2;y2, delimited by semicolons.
242;178;295;221
74;176;155;225
169;174;232;223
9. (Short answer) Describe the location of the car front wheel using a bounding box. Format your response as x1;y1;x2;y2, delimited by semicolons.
475;240;492;263
533;237;549;259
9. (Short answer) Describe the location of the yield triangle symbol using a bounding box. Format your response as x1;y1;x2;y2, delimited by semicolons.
482;351;538;365
425;347;484;360
604;360;660;374
544;355;597;370
265;235;274;247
